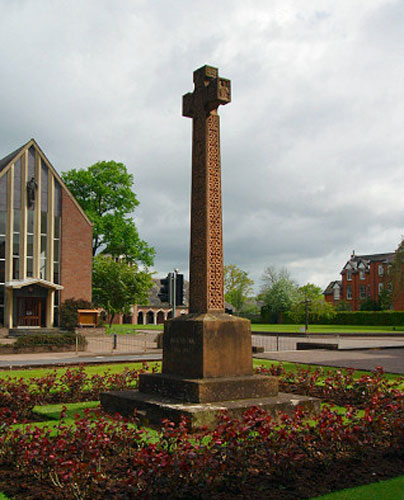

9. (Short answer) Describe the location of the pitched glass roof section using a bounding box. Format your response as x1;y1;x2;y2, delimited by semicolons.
0;141;30;174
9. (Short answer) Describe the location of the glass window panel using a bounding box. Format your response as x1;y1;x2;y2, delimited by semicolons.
14;159;21;210
0;285;4;304
0;211;6;235
27;257;33;277
0;236;5;259
0;262;4;283
54;215;61;238
41;212;47;234
54;182;62;217
41;162;48;212
13;233;19;256
0;175;7;211
27;234;34;257
27;209;34;234
0;306;4;327
13;209;20;233
13;257;19;279
53;239;60;260
40;235;47;258
54;262;60;284
54;291;59;306
28;146;35;180
40;258;46;280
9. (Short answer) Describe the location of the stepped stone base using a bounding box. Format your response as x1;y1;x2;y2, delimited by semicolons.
139;373;278;403
101;390;320;429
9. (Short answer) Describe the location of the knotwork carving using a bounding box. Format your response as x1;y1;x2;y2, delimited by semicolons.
183;65;230;313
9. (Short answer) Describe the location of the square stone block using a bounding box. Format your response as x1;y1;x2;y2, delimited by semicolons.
100;390;321;430
139;373;278;403
162;312;252;379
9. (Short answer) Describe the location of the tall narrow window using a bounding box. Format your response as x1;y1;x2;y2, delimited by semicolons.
53;181;62;324
26;206;34;278
333;286;340;300
0;173;6;325
347;285;352;300
347;268;352;281
360;285;366;299
40;162;48;280
359;269;365;280
378;265;384;276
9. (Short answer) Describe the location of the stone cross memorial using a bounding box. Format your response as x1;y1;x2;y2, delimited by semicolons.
101;65;319;428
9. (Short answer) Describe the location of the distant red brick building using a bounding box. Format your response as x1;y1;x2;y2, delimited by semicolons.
324;251;396;311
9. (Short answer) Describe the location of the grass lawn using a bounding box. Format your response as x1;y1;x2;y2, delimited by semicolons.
106;323;404;334
0;361;160;380
311;475;404;499
251;323;404;333
106;324;163;334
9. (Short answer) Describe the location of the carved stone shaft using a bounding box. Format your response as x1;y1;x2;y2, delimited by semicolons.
183;65;231;313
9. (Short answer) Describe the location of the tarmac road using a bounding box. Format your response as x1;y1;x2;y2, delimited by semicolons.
255;347;404;375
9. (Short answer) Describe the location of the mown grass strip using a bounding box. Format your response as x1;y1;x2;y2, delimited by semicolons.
310;475;404;499
0;361;160;380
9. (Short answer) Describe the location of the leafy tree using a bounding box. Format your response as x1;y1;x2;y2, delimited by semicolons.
260;266;299;320
224;264;254;313
92;256;153;327
378;287;392;311
360;298;380;311
335;300;352;311
62;161;154;265
289;283;335;323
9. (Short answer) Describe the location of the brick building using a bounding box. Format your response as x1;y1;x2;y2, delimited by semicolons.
0;139;92;329
324;251;395;311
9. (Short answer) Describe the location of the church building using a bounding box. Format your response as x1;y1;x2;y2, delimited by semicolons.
0;139;92;330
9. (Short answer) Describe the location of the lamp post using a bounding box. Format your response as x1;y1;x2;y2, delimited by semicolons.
304;298;311;334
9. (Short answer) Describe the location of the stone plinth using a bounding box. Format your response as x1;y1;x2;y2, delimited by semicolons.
139;373;278;403
101;390;321;430
162;313;252;378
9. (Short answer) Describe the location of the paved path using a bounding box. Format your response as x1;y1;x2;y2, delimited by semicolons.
251;334;404;351
255;348;404;374
0;351;162;368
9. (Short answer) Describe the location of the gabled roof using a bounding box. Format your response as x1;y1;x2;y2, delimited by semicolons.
0;139;92;227
324;280;341;295
0;140;30;174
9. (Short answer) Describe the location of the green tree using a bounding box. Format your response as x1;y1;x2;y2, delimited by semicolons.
335;299;352;311
92;256;153;327
224;264;254;313
289;283;335;323
62;161;154;265
260;266;299;321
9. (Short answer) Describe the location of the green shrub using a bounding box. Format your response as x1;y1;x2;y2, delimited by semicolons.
14;333;87;348
60;298;93;331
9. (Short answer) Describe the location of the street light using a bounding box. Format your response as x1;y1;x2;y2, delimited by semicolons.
304;298;312;334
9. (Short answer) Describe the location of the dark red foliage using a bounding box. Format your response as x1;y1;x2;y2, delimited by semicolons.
0;364;402;498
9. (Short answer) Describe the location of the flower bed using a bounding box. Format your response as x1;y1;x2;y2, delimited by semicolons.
0;364;402;499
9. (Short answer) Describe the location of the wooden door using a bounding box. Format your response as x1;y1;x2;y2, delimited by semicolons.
17;297;42;327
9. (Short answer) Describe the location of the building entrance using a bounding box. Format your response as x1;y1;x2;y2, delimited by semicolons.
16;297;44;327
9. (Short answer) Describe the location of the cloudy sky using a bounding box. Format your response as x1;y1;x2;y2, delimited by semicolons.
1;0;404;293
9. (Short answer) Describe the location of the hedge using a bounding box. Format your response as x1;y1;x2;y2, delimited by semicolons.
14;333;87;348
282;311;404;326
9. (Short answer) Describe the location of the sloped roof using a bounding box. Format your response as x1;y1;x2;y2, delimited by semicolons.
0;139;92;227
0;140;30;174
324;280;341;295
354;253;395;263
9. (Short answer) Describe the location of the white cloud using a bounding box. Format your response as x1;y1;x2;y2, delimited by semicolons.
1;0;403;293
